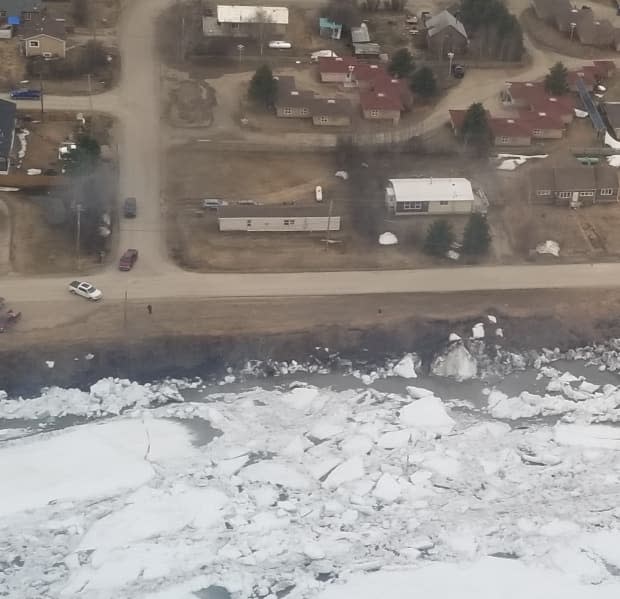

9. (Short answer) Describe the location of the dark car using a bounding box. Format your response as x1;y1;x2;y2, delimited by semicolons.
123;197;137;218
119;249;138;271
452;64;465;79
9;88;41;100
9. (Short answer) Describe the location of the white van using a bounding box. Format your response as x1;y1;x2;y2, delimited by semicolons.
310;50;338;62
315;186;323;202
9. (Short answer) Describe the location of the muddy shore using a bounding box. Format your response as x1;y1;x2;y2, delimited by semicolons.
2;289;620;395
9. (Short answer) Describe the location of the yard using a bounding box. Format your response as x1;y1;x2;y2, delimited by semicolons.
164;145;502;272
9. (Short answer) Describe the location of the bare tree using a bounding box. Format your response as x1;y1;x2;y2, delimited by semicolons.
255;8;274;57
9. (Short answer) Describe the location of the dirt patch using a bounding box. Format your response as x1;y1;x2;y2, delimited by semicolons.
164;145;501;272
520;8;617;59
166;79;215;127
0;39;27;89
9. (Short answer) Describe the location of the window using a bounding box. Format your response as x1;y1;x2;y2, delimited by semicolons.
558;191;572;199
532;129;542;136
499;136;509;143
579;191;594;197
600;188;614;196
28;40;40;48
283;108;292;115
0;10;7;17
370;110;378;117
439;201;449;206
22;11;33;21
246;220;252;227
319;116;328;124
283;219;296;226
536;190;551;197
401;201;423;211
230;22;239;29
301;108;309;115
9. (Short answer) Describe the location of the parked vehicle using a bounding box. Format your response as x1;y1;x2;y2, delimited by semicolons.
406;16;418;24
202;198;229;209
119;248;139;271
9;88;41;100
269;40;292;49
315;185;323;202
311;50;338;62
68;280;103;301
452;64;465;79
0;309;21;333
123;197;137;218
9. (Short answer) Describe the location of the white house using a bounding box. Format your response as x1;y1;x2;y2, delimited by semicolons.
218;205;341;232
204;5;289;37
385;178;475;216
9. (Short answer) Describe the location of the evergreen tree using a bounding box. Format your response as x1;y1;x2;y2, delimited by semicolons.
545;62;569;96
248;64;277;108
462;213;491;255
64;135;101;176
460;102;491;157
424;220;455;256
410;66;437;99
388;48;414;79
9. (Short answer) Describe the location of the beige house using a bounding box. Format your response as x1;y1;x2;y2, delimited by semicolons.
20;17;66;58
218;205;341;232
385;178;475;216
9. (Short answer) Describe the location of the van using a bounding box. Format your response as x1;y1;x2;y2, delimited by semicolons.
202;198;229;210
315;186;323;202
123;197;137;218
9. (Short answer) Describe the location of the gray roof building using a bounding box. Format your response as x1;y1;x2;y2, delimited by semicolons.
0;0;42;19
530;165;619;204
426;10;467;40
351;23;370;43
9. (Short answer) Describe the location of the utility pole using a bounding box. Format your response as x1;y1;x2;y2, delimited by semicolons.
76;203;82;270
38;71;44;120
324;196;334;250
87;73;93;114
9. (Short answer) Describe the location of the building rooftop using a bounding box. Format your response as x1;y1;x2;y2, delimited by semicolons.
0;0;42;17
489;117;532;139
0;98;16;159
603;102;620;129
216;5;289;25
318;56;359;74
425;10;468;39
219;205;334;218
351;24;370;43
311;97;352;117
387;178;474;203
353;43;381;55
19;15;66;39
360;89;402;112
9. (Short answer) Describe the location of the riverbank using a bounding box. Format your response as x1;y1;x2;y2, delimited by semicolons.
2;288;620;394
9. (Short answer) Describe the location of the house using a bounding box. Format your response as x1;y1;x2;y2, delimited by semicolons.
489;117;532;146
385;178;475;216
425;10;468;58
311;98;351;126
603;102;620;138
575;15;615;49
218;205;341;232
517;110;564;139
0;98;16;175
503;81;574;124
529;165;619;205
203;5;288;38
19;16;66;58
0;0;42;24
274;75;314;118
351;23;370;44
360;89;402;123
319;17;341;40
274;75;352;126
531;0;571;24
353;42;381;57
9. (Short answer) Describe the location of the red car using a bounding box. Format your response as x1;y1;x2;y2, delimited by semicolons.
119;249;138;271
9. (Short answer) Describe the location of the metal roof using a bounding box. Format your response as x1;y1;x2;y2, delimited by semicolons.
576;76;606;133
0;0;42;16
387;178;474;203
426;10;468;40
219;205;333;218
351;24;370;43
0;99;16;159
216;5;289;24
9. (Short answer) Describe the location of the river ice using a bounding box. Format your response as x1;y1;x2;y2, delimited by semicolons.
1;352;620;598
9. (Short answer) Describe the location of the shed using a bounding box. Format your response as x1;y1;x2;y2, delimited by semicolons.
218;205;341;232
319;17;342;40
353;42;381;56
351;23;370;43
385;178;475;215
